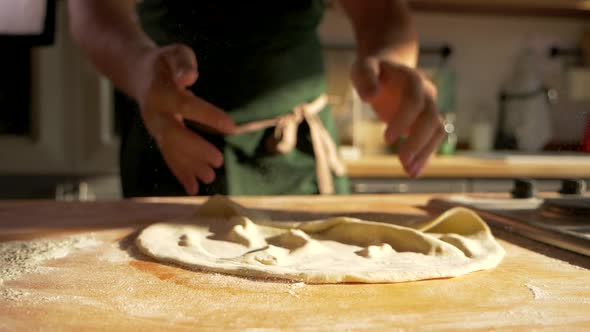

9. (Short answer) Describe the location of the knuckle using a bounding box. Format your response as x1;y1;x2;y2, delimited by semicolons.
168;43;197;65
171;43;191;54
152;53;170;73
161;44;185;58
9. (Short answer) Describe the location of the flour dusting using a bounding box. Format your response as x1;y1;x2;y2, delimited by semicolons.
287;282;305;298
99;244;131;263
0;288;30;301
525;283;590;304
0;235;101;286
526;283;549;300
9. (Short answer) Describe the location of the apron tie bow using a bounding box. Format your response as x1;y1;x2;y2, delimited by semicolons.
233;94;346;194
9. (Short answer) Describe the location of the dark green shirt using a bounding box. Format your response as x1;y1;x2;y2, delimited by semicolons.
117;1;349;196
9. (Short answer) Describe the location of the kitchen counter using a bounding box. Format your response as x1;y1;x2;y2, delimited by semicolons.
1;195;589;330
345;154;590;178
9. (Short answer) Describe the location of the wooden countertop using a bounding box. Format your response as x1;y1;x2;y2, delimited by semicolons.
345;155;590;178
1;195;589;331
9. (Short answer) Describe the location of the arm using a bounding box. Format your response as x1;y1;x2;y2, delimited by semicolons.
68;0;155;99
68;1;236;195
338;0;417;68
338;0;444;178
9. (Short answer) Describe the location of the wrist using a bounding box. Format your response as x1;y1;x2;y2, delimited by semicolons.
127;41;158;102
347;0;418;68
355;23;418;69
361;42;418;69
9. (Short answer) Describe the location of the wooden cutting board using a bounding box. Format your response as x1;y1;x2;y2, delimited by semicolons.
1;195;589;331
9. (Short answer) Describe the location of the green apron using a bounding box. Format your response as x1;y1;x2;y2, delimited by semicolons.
117;1;349;196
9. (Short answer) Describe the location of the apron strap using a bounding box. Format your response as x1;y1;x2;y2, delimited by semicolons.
233;94;346;195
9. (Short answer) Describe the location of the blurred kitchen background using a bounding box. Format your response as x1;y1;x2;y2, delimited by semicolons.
2;0;590;200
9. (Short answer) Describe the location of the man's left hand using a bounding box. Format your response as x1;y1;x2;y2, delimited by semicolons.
351;56;445;178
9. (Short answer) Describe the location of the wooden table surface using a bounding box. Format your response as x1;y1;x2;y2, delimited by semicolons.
345;155;590;178
1;195;589;331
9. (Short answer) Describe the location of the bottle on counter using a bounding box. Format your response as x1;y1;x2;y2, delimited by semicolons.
423;63;457;155
469;104;494;152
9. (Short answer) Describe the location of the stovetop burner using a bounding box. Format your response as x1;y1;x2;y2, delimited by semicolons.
438;179;590;257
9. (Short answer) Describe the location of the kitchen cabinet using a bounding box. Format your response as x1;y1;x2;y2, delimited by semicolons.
409;0;590;18
0;1;118;176
0;2;120;199
0;16;70;173
70;61;119;174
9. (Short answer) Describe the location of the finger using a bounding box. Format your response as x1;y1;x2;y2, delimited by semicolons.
170;150;216;187
151;81;236;135
156;125;200;195
163;156;199;195
162;44;199;88
171;151;216;186
398;96;439;166
159;115;225;168
177;94;236;134
382;66;425;144
420;73;437;99
350;57;379;100
192;164;216;185
407;123;445;178
162;127;220;183
149;51;235;135
165;142;216;191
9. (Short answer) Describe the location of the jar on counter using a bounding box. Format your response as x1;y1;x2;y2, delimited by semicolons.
351;87;390;155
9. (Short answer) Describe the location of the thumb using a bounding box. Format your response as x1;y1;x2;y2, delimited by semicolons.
162;44;199;89
350;57;379;101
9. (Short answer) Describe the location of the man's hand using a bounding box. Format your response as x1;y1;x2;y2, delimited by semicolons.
135;44;236;194
338;0;445;178
68;1;235;195
351;57;445;178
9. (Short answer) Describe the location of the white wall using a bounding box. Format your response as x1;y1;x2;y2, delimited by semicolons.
320;9;590;143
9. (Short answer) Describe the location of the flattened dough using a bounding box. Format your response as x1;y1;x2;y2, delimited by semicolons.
136;196;504;283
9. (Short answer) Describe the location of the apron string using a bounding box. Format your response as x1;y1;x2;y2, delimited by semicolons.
232;94;346;195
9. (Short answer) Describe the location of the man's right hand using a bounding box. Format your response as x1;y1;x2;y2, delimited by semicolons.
134;44;236;195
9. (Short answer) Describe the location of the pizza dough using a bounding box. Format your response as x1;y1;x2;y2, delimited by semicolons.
135;196;504;283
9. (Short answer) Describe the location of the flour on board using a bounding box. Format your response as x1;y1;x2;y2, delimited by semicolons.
0;235;101;286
